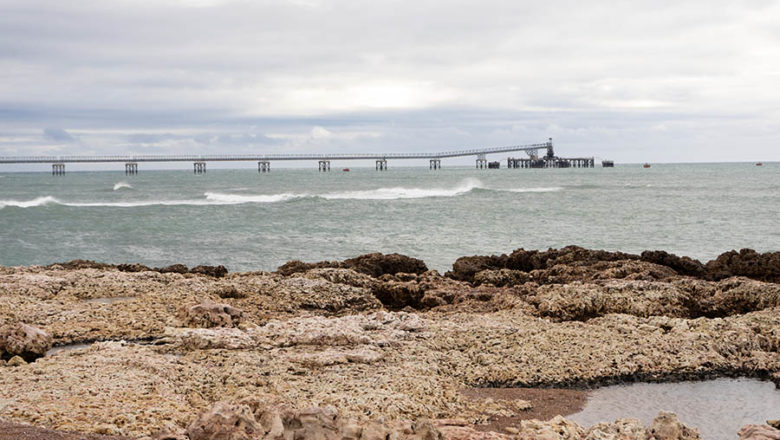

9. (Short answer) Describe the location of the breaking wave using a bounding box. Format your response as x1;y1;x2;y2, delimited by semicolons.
113;182;133;191
203;192;304;204
0;196;59;209
320;178;483;200
0;179;562;209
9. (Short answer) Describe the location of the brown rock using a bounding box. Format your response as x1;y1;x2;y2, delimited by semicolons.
47;259;115;270
190;265;228;278
738;424;780;440
276;259;340;276
158;264;189;274
7;355;27;366
186;401;261;440
641;250;707;278
769;421;780;430
343;253;428;278
646;411;700;440
181;302;243;328
116;263;152;272
706;249;780;283
0;323;53;362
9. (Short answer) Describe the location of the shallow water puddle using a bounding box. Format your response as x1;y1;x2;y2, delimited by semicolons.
84;296;134;304
45;343;92;356
569;378;780;440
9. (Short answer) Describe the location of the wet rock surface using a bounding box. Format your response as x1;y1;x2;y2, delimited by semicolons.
0;247;778;439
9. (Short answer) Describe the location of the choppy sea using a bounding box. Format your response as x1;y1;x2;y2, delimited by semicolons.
0;163;777;271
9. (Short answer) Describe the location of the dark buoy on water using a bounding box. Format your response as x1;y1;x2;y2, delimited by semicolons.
756;162;763;166
643;163;651;168
342;168;350;172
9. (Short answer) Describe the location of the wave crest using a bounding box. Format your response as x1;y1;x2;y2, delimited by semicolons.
321;178;484;200
113;182;133;191
0;196;59;209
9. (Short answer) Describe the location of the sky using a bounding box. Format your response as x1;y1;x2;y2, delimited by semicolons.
1;0;779;169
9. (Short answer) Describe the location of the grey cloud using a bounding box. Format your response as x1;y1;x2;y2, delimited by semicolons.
42;127;75;142
0;0;779;163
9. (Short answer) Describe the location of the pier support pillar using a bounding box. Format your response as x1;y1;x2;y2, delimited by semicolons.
429;159;441;170
258;161;270;173
125;162;138;175
318;160;331;172
376;159;387;171
193;161;206;174
52;163;65;176
476;158;487;169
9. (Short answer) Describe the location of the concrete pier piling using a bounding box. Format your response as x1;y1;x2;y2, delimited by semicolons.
125;162;138;175
193;161;206;174
318;160;331;172
258;161;271;173
51;163;65;176
375;159;387;171
429;159;441;170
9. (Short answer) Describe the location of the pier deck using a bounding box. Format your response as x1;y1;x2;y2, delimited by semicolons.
0;139;595;173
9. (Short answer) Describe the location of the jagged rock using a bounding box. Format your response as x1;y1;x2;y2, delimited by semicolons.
47;259;115;270
186;401;262;440
519;415;587;438
448;255;509;282
7;355;27;366
117;262;152;272
646;411;700;439
738;424;780;440
343;253;428;278
191;265;228;278
212;284;246;299
641;250;707;278
769;420;780;430
274;277;382;312
277;259;342;276
158;264;189;274
162;327;256;350
181;302;243;328
585;418;646;440
473;269;531;287
0;323;52;362
183;401;444;440
706;249;780;283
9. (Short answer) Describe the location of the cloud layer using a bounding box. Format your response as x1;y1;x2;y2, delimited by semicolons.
1;0;779;163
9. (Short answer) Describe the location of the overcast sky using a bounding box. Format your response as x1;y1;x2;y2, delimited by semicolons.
1;0;779;166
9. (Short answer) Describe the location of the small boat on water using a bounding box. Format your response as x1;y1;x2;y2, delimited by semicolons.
643;163;651;168
342;168;350;172
756;162;763;166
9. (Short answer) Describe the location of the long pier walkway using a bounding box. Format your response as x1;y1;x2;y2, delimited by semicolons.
0;139;595;174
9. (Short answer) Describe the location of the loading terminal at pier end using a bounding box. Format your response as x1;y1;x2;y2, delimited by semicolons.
0;138;611;174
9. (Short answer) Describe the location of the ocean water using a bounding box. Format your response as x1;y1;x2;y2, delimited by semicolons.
569;378;780;440
0;163;777;271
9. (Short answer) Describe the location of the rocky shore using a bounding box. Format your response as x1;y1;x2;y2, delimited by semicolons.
1;247;778;439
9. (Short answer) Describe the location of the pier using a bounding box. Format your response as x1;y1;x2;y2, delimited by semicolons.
1;139;599;174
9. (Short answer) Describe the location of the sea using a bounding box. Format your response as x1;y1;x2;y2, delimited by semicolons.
0;163;778;272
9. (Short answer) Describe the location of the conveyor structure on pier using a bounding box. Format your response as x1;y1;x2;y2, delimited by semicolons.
0;138;596;174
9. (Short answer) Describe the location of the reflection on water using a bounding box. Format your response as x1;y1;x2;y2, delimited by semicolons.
45;343;92;356
569;378;780;440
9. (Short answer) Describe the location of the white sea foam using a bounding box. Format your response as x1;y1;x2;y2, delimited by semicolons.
113;181;133;191
0;179;532;209
320;178;484;200
0;196;59;209
203;192;304;204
